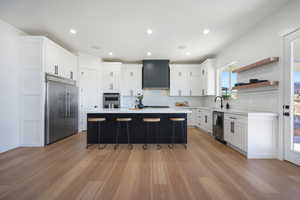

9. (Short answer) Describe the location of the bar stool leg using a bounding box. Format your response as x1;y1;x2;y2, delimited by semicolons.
168;121;175;149
182;122;187;149
143;123;148;150
98;122;101;149
114;121;120;150
98;122;106;150
127;122;133;150
156;122;161;150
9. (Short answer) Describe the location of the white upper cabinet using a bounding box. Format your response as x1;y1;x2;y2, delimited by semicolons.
121;64;142;96
188;67;202;96
170;66;189;96
101;62;122;92
170;63;213;97
200;59;215;96
45;39;77;80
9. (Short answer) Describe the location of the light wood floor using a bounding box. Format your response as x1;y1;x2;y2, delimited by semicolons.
0;128;300;200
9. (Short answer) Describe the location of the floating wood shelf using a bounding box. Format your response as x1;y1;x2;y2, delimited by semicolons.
232;57;279;73
232;81;279;90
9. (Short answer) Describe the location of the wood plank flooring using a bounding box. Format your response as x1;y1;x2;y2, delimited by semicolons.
0;128;300;200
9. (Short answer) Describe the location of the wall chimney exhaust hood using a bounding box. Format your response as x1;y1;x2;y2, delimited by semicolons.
142;60;170;89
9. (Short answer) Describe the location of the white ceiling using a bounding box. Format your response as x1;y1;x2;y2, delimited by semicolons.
0;0;290;62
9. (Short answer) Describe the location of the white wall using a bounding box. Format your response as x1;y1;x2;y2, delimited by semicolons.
203;0;300;112
0;19;26;152
203;0;300;159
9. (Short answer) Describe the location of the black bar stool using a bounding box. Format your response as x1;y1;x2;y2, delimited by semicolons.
87;118;106;149
168;118;187;149
143;118;161;150
115;118;133;150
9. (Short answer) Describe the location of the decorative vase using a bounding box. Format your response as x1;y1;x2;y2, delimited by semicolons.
138;99;144;109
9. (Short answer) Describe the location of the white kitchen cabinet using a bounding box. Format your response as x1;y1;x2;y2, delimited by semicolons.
101;62;122;92
188;67;202;96
224;113;279;159
195;108;212;133
186;108;197;126
45;39;77;80
224;114;248;153
169;66;189;96
121;64;142;96
196;109;203;128
19;36;78;147
202;110;213;133
200;59;215;96
170;62;215;97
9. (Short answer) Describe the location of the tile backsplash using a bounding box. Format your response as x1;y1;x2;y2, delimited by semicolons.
121;90;204;108
202;90;278;112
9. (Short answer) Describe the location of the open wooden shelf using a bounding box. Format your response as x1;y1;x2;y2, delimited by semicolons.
232;57;279;73
232;81;279;90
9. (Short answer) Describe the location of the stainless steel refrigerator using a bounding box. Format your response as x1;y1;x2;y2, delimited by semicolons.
45;74;78;145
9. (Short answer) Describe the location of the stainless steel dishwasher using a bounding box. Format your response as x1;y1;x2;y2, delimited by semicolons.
213;111;226;144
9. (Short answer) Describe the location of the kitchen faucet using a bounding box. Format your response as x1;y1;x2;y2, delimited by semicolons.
214;96;224;109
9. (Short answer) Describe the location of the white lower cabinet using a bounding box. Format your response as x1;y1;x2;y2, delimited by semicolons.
186;109;197;126
195;108;212;133
224;113;277;159
225;114;247;152
224;114;247;153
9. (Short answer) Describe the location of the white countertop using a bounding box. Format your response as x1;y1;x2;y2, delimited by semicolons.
88;108;192;114
174;106;278;117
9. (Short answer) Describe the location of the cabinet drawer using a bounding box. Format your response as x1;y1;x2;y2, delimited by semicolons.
224;113;247;123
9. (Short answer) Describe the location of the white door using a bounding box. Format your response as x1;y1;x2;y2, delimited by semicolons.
283;30;300;166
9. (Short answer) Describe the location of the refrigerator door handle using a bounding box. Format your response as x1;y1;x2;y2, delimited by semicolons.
65;91;68;118
68;92;71;117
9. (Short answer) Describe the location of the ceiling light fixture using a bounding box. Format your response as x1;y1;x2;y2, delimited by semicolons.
109;52;113;56
69;28;77;35
185;52;191;56
203;28;210;35
147;28;153;35
147;52;152;56
91;45;101;50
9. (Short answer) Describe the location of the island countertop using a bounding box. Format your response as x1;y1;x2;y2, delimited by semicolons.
88;108;192;114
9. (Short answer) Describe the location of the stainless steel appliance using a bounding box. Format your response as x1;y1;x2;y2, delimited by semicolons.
45;74;78;145
103;93;120;108
213;111;225;143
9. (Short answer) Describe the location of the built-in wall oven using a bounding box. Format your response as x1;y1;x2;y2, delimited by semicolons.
213;111;226;143
103;93;120;108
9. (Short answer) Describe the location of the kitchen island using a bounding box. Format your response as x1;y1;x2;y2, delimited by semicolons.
87;108;191;145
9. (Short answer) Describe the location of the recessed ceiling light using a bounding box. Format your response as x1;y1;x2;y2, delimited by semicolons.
91;45;101;50
69;28;77;35
185;52;191;56
147;52;152;56
178;45;187;50
203;28;210;35
108;52;113;56
147;28;153;35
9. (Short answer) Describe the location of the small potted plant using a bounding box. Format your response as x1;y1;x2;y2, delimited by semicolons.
136;92;144;109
